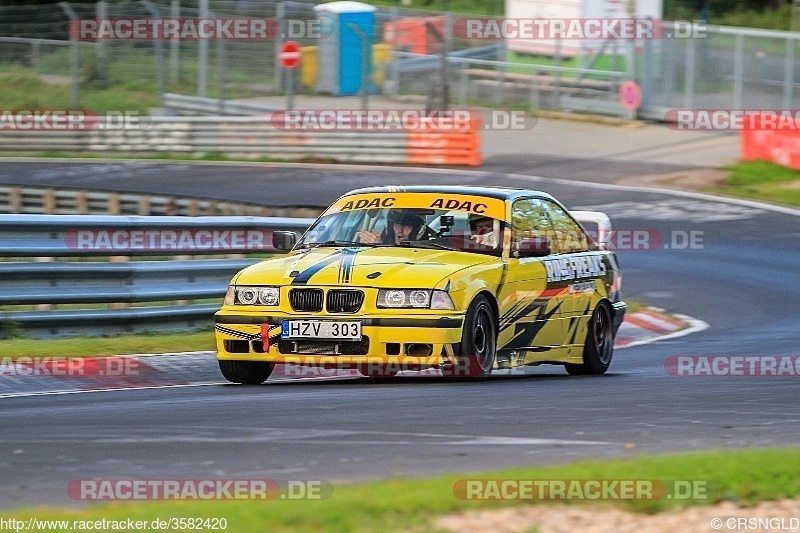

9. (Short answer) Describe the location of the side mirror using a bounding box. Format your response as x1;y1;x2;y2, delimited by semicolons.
515;237;550;258
272;231;297;252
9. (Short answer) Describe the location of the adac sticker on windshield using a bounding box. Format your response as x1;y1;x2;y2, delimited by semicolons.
327;193;505;219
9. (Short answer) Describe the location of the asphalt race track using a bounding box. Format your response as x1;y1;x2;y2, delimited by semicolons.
0;160;798;509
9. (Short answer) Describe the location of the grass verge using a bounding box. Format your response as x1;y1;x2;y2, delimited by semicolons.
0;74;160;117
0;328;215;358
710;160;800;207
7;448;800;531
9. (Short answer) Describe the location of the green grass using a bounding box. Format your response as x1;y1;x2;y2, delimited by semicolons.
625;301;646;314
0;328;215;358
710;160;800;207
508;51;628;74
0;43;272;115
0;73;160;116
7;448;800;531
713;5;793;31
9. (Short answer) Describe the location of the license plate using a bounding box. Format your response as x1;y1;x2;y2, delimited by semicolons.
281;320;362;341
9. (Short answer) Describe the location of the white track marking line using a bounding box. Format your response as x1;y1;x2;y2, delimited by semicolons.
617;314;709;349
629;312;683;332
0;381;224;399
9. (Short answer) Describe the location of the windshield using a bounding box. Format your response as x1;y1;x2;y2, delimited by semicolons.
296;207;504;256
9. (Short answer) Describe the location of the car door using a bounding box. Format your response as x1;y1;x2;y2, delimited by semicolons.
496;198;567;358
539;199;604;349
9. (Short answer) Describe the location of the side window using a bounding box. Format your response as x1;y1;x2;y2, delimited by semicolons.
542;200;589;254
511;198;553;247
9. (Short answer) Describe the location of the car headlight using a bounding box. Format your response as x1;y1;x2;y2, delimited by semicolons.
234;286;280;306
377;289;455;310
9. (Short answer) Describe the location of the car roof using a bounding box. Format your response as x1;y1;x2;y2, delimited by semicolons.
341;185;557;202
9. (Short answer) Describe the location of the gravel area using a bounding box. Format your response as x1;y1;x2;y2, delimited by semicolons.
436;498;800;533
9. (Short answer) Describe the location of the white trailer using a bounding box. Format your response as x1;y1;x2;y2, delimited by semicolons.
504;0;663;57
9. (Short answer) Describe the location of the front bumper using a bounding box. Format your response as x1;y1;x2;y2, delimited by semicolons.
214;311;465;367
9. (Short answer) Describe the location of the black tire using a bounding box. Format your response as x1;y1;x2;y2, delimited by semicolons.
565;303;614;376
444;295;497;379
218;360;273;384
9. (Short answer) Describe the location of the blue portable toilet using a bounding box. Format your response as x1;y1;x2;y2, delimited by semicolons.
314;1;376;96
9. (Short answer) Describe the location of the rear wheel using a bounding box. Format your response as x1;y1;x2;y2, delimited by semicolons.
565;303;614;376
218;360;273;384
444;295;497;379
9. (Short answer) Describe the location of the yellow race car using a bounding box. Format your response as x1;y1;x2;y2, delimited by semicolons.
214;186;626;383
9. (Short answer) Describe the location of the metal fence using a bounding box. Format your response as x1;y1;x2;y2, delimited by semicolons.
638;24;800;120
395;52;628;117
1;2;798;120
0;214;313;338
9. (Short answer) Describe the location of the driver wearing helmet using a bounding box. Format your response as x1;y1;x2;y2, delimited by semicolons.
359;210;426;244
468;214;496;247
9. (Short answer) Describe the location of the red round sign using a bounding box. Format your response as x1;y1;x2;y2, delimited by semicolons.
619;81;642;111
279;41;301;69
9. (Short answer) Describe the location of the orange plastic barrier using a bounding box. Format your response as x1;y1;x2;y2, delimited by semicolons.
740;123;800;170
383;16;445;55
407;116;482;166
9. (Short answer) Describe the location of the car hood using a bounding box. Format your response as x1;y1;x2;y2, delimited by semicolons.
234;246;497;288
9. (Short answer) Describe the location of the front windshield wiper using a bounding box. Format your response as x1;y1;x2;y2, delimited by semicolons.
303;240;383;248
396;240;459;251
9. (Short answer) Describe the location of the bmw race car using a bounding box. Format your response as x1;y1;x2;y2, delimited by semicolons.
214;186;626;383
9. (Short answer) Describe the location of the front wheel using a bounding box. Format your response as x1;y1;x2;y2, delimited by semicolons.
218;360;273;384
565;303;614;376
444;295;497;379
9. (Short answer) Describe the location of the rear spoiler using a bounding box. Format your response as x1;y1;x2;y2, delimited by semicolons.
571;211;612;250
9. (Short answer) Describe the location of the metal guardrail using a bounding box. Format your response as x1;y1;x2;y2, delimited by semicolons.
0;114;482;166
0;185;323;217
0;260;256;305
0;214;315;338
392;44;503;73
0;214;315;256
162;94;280;116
